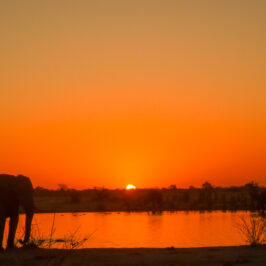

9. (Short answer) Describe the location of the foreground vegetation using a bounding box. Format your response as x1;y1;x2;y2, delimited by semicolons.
0;245;265;266
34;182;265;213
235;213;265;246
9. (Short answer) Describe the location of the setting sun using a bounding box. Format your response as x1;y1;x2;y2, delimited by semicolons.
126;184;136;190
0;1;265;264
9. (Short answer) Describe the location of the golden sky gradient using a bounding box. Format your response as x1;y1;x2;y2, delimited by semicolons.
0;0;265;189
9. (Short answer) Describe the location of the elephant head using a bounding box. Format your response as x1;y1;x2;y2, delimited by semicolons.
15;175;35;244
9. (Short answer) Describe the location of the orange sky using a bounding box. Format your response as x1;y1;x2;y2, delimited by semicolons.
0;0;265;189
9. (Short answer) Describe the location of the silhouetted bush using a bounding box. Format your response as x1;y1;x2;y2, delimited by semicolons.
235;213;265;246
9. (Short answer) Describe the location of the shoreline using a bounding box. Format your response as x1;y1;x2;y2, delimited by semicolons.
32;209;254;214
0;245;265;265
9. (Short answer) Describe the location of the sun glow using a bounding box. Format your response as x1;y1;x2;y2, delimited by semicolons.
126;184;136;190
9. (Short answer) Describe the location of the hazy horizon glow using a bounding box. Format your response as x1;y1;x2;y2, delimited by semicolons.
0;0;265;189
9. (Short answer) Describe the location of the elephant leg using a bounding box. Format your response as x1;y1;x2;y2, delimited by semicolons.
0;217;5;251
7;214;18;249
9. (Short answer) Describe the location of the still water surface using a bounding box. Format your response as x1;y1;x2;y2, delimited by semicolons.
11;211;247;248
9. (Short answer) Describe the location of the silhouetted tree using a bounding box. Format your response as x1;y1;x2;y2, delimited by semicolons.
145;190;163;210
169;184;177;190
257;190;266;215
58;184;68;191
182;191;190;202
221;194;227;210
69;190;81;204
245;182;259;210
202;181;213;190
202;181;213;210
229;195;237;210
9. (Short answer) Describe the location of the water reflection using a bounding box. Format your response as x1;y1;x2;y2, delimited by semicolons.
5;211;247;248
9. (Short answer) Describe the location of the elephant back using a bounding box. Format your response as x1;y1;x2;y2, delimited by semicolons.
0;174;17;192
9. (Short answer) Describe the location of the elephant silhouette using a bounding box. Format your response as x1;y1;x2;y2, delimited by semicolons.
0;174;35;250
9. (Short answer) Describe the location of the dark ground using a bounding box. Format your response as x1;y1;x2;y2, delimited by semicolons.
0;245;265;266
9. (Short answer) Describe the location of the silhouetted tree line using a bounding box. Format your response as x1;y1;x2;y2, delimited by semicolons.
34;182;265;214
